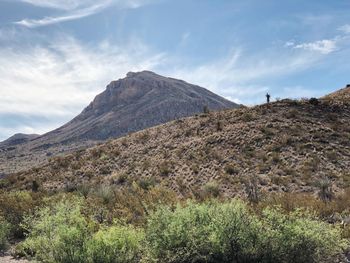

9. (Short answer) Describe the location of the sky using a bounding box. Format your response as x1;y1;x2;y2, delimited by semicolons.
0;0;350;141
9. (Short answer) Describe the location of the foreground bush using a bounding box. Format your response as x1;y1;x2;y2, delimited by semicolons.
146;200;348;263
0;216;10;251
87;224;144;263
15;196;348;263
18;197;93;263
146;202;218;262
0;190;42;238
261;208;348;262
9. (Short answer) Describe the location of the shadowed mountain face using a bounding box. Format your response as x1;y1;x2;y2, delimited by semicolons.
0;71;238;174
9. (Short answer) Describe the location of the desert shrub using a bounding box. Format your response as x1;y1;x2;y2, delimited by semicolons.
0;216;10;251
145;202;218;263
94;185;115;205
87;224;144;263
202;181;220;198
159;162;171;176
317;177;334;202
145;200;347;263
224;164;238;175
244;176;260;203
0;190;42;238
18;197;93;263
309;97;320;105
261;208;348;263
216;120;223;131
137;177;157;191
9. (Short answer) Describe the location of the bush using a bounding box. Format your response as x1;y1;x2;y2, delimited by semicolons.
146;200;348;263
145;202;217;263
0;190;42;238
18;197;93;263
202;181;220;198
261;208;348;262
87;224;144;263
0;216;10;251
309;97;320;105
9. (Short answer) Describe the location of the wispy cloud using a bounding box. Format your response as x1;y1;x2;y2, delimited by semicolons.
17;0;98;10
338;24;350;34
14;0;154;28
15;2;112;28
292;39;337;54
167;47;322;105
0;34;165;140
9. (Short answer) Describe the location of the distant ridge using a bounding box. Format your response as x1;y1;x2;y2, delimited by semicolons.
0;133;39;148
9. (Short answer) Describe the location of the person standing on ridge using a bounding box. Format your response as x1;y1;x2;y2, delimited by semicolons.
266;93;271;104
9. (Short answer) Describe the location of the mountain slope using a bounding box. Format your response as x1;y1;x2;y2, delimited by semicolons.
323;84;350;103
0;71;238;174
0;133;39;149
7;95;350;197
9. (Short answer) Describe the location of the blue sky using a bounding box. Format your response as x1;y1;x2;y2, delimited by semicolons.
0;0;350;141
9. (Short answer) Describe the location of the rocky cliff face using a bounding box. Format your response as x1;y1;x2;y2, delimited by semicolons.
0;71;238;174
59;70;237;141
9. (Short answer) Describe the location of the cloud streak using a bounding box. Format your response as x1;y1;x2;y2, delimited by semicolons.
14;0;154;28
293;39;337;54
167;47;324;105
15;2;112;28
17;0;98;10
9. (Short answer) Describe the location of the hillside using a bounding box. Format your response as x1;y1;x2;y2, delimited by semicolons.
0;71;237;175
6;95;350;197
323;85;350;103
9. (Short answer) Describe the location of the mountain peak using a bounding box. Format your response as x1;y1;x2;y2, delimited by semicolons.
126;70;159;78
75;71;238;139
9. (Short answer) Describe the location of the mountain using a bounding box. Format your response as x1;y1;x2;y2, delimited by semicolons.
0;71;238;175
0;133;39;148
46;70;237;142
7;91;350;197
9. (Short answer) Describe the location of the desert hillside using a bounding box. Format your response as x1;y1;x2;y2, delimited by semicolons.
6;94;350;198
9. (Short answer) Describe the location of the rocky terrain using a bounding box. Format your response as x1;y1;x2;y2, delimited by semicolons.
0;71;237;175
5;89;350;198
324;84;350;102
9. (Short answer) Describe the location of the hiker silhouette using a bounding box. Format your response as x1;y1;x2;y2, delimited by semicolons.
266;93;271;104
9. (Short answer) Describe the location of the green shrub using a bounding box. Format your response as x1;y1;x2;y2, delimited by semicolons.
0;216;10;251
261;208;348;263
18;197;93;263
146;200;348;263
87;224;144;263
146;202;217;263
0;190;42;238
